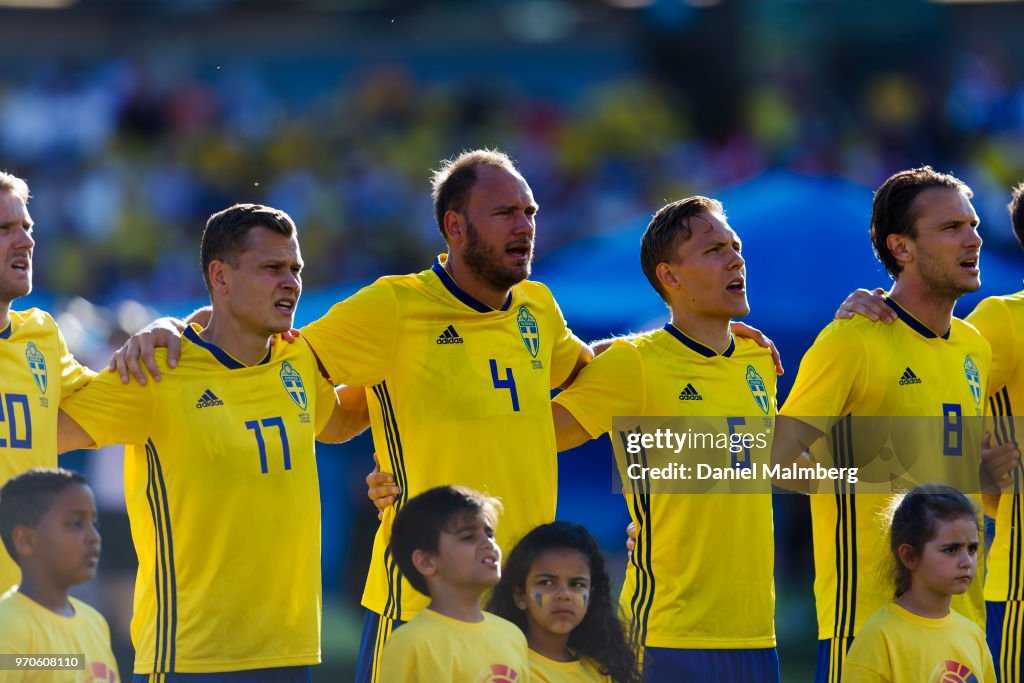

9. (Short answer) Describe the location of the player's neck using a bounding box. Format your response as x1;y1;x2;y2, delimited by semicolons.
444;254;512;311
199;313;272;366
669;309;732;354
425;587;486;623
0;300;11;331
17;574;74;617
526;626;573;662
895;585;952;620
888;281;956;336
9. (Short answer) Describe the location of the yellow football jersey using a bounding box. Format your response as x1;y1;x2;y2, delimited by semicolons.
530;651;612;682
0;309;93;592
300;255;584;620
378;610;530;683
59;326;335;675
0;588;119;682
780;299;991;642
842;604;995;683
967;293;1024;602
553;327;778;649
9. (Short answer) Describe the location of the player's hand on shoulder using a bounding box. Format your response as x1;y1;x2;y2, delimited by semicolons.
729;321;784;375
367;453;400;520
108;316;185;385
835;288;895;323
625;521;636;556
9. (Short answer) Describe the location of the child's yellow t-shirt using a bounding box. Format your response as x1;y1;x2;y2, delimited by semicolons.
843;603;995;682
0;588;119;682
378;609;529;682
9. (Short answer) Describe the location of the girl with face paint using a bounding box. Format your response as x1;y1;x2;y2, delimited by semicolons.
486;521;642;683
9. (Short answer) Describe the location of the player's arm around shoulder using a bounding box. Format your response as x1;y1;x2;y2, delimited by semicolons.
315;384;369;444
557;341;594;390
57;351;162;453
299;278;400;387
553;338;644;452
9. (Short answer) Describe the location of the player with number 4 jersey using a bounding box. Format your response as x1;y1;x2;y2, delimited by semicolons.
299;150;589;683
302;255;583;622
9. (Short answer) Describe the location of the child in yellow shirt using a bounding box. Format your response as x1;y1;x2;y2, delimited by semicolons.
0;468;118;682
377;485;529;682
487;521;641;683
843;484;996;682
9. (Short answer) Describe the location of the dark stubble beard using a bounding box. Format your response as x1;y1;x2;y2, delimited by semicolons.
462;218;532;292
916;248;980;302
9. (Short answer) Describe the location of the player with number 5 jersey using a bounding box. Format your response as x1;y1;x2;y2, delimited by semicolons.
56;205;363;680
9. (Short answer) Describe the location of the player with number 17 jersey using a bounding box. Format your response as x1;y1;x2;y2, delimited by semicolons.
59;326;337;675
301;254;585;622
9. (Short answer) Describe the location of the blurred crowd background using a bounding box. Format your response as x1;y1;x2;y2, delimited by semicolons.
5;0;1024;679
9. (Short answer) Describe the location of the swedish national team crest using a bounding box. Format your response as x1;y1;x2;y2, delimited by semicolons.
964;355;981;406
746;365;770;414
25;342;47;394
280;361;307;411
517;306;540;358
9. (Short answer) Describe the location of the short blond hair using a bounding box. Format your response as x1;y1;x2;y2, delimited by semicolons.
0;171;29;202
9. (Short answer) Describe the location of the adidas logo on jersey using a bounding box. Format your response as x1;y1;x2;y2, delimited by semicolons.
196;389;224;408
678;383;703;400
898;367;922;386
436;325;464;345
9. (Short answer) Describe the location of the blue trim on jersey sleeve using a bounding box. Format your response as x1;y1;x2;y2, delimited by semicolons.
0;320;10;339
183;325;272;369
663;323;735;357
431;258;513;312
884;298;950;340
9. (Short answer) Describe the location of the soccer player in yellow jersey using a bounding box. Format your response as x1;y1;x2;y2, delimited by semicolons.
968;182;1024;683
55;205;365;682
776;167;994;683
551;197;780;682
0;172;94;594
837;180;1024;682
0;468;119;682
296;149;592;682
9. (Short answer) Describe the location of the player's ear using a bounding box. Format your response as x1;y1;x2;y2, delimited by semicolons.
208;260;229;294
896;543;918;571
411;549;437;578
886;234;912;268
655;262;679;292
443;210;466;244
